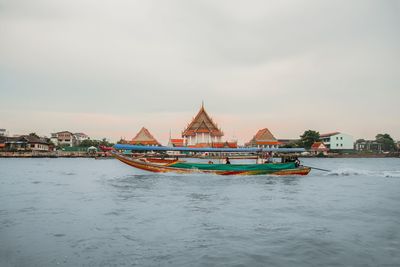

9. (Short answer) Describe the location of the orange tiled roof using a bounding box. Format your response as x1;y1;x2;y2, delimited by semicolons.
188;143;209;148
170;138;184;147
212;142;238;148
130;127;161;146
254;128;276;140
226;142;237;148
255;141;281;145
212;142;224;148
182;104;223;137
246;128;278;146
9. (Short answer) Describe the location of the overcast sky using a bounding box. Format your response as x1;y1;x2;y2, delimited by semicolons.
1;0;399;144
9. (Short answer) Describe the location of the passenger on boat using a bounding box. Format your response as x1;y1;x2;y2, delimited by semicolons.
225;157;231;164
294;157;301;168
208;161;214;164
264;152;273;163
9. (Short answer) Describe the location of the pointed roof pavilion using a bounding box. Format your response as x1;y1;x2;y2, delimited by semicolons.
130;127;161;146
182;103;224;137
246;128;281;147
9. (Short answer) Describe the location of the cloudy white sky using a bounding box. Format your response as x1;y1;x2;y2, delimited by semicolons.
1;0;399;144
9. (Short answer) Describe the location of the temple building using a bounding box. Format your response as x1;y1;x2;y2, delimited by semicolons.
182;104;224;147
130;127;161;146
168;138;184;147
246;128;281;148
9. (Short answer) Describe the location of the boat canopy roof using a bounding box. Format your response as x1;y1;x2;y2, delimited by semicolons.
113;144;305;153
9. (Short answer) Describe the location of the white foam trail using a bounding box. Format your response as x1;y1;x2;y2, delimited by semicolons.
325;168;400;178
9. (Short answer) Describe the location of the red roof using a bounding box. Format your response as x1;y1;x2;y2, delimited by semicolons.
170;139;184;147
226;142;237;148
212;142;224;148
188;143;209;148
311;142;328;151
212;142;237;148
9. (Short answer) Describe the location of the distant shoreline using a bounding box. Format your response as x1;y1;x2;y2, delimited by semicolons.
0;152;398;159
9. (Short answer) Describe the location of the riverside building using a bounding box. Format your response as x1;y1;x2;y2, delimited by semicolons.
319;132;353;150
182;103;224;147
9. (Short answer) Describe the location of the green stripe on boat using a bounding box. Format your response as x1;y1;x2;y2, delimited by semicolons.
169;162;296;171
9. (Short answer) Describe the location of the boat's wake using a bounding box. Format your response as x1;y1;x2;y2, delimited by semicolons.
323;168;400;178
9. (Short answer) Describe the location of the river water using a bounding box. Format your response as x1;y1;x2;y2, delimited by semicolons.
1;158;399;266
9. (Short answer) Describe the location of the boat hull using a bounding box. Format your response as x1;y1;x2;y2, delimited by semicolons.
113;153;311;176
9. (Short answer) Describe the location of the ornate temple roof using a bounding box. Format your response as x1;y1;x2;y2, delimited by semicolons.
130;127;161;146
246;128;281;146
182;104;223;137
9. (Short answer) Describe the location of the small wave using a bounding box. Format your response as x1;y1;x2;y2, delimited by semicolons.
327;168;372;176
382;171;400;178
61;171;76;176
53;233;66;237
325;168;400;178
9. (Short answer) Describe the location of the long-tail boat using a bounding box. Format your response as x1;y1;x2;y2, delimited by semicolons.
112;144;311;176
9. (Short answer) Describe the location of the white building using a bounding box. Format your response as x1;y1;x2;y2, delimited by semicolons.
50;131;89;147
51;131;77;147
0;129;6;136
319;132;353;150
74;133;89;145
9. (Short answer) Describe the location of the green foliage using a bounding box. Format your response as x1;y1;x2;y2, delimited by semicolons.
300;130;320;149
78;138;114;148
79;139;95;147
47;139;55;146
281;140;302;148
117;138;127;144
100;138;114;147
375;133;395;151
29;132;39;138
56;143;70;150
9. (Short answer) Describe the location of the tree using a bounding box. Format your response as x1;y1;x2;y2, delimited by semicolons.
375;133;395;151
281;140;302;148
99;138;114;147
79;139;97;147
117;138;127;144
29;132;39;138
79;138;114;148
300;130;320;149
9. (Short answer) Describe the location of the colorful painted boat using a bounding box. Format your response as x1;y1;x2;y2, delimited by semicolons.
112;152;311;176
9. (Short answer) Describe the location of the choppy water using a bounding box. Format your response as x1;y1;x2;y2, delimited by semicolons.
1;158;400;267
